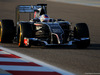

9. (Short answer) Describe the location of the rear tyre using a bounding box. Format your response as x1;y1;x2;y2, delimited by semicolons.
74;23;90;48
0;19;15;43
18;23;33;47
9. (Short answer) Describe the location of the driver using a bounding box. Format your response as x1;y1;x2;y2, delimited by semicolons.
30;14;50;22
39;14;50;22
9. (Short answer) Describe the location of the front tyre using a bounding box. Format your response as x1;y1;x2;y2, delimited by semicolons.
74;23;90;49
18;23;33;47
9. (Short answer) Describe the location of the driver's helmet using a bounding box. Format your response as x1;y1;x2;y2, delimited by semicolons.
39;14;49;22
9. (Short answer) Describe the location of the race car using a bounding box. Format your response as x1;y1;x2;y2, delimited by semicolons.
0;4;90;48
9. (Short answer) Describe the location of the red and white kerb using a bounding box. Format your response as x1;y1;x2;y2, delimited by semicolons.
0;47;74;75
0;49;62;75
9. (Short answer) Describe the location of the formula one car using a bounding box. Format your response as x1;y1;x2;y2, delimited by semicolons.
0;4;90;48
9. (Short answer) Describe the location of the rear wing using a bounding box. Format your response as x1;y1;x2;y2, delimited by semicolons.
18;5;42;13
16;4;47;22
17;4;47;13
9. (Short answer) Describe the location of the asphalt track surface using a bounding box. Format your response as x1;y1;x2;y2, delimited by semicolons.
0;0;100;75
48;0;100;7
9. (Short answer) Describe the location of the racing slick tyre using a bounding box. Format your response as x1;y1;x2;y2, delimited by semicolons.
18;23;33;47
0;19;14;43
74;23;90;49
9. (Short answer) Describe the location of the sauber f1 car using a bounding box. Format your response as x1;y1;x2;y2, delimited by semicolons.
0;4;90;48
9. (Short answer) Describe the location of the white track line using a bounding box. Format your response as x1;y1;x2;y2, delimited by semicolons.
48;0;100;7
0;51;11;54
0;46;75;75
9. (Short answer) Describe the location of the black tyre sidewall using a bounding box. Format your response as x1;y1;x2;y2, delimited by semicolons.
74;23;90;48
19;23;33;47
0;19;14;43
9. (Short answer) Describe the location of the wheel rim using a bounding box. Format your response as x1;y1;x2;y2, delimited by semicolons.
18;25;22;46
0;22;2;42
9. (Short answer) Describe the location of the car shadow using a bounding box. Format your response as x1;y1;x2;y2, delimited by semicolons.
88;44;100;50
42;44;100;50
0;43;100;50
